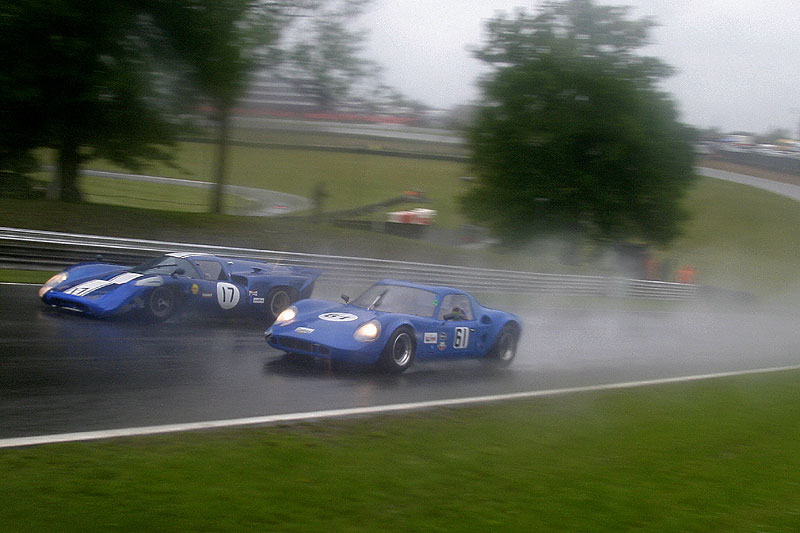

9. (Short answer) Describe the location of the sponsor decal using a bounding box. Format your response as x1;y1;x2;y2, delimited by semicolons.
438;341;447;351
216;282;240;310
424;332;438;344
248;290;258;297
252;297;265;304
191;284;200;295
318;312;358;322
439;332;447;341
294;327;314;334
201;293;213;298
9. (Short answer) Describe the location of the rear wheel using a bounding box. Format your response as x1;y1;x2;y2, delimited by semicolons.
378;327;415;374
266;287;294;321
487;324;518;366
147;287;176;321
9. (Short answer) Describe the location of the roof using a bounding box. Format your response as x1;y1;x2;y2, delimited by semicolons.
375;278;468;296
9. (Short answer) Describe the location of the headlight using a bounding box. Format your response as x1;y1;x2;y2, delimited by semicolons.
353;320;381;342
38;272;68;298
274;305;297;325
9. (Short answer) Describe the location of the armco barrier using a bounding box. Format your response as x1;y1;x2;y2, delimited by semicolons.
0;227;699;300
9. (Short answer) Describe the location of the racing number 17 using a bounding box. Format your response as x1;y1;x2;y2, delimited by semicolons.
220;286;235;303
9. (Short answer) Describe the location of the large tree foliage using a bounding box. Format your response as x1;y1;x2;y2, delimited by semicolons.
0;1;182;202
462;0;696;249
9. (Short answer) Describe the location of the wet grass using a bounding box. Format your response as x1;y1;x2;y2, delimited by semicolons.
2;370;800;531
33;139;471;228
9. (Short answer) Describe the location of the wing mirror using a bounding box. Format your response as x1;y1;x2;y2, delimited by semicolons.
171;268;185;278
341;294;350;303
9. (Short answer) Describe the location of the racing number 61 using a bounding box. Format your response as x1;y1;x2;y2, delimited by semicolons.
454;327;469;349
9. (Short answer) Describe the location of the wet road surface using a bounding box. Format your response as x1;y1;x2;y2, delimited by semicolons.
2;283;799;439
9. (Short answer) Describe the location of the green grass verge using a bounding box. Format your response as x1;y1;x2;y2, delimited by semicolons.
669;177;800;295
34;140;471;227
3;371;800;531
0;269;53;284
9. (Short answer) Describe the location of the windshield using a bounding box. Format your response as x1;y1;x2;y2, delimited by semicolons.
350;284;438;317
132;256;198;278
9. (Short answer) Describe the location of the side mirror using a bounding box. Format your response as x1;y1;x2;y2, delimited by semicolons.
172;268;185;278
341;294;350;303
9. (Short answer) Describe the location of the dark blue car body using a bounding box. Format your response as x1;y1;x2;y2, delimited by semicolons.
265;279;522;373
39;252;320;321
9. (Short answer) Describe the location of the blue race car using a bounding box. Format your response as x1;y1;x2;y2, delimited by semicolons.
265;279;522;373
39;252;320;321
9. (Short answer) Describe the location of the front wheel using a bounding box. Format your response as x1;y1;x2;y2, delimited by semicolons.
147;287;176;321
487;324;518;367
377;327;415;374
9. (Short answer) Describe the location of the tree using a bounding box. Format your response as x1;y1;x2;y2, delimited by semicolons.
462;0;696;250
280;0;380;109
0;1;181;202
150;0;282;214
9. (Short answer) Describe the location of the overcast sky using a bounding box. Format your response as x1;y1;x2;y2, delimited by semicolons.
361;1;800;136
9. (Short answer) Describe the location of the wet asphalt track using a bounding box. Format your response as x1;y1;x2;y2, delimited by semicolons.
2;283;800;440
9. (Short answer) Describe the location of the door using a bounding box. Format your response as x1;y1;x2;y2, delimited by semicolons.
435;293;478;357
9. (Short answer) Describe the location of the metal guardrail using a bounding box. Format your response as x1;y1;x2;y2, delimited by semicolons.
0;226;699;300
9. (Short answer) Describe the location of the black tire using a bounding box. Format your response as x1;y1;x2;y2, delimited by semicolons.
377;327;415;374
266;287;294;321
147;287;176;321
487;324;518;367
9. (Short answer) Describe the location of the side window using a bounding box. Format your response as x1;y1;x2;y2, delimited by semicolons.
194;260;225;281
437;294;474;321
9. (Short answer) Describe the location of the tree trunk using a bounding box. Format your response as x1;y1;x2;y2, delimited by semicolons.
47;138;83;202
211;109;230;214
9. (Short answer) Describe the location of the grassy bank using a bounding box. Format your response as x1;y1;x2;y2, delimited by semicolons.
3;370;800;531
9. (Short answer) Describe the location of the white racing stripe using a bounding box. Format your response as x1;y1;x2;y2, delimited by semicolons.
2;363;800;449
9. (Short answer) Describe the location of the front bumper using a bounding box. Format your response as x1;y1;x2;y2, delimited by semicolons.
265;331;381;364
41;291;136;318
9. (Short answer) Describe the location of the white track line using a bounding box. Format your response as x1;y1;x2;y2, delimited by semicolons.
3;364;800;449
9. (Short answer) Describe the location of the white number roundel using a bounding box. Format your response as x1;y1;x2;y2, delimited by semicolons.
318;312;358;322
216;282;240;310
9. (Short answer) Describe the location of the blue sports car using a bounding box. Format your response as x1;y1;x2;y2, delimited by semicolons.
39;253;320;321
265;279;522;373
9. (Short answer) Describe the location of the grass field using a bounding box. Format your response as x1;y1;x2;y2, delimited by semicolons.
32;140;471;227
2;370;800;531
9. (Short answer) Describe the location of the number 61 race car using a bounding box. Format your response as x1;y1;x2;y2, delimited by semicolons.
265;279;522;373
39;252;320;321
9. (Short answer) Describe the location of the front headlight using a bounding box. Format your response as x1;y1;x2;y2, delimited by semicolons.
38;272;68;298
274;305;297;325
353;320;381;342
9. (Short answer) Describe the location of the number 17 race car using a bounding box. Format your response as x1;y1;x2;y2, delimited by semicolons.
39;252;320;321
265;279;522;373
